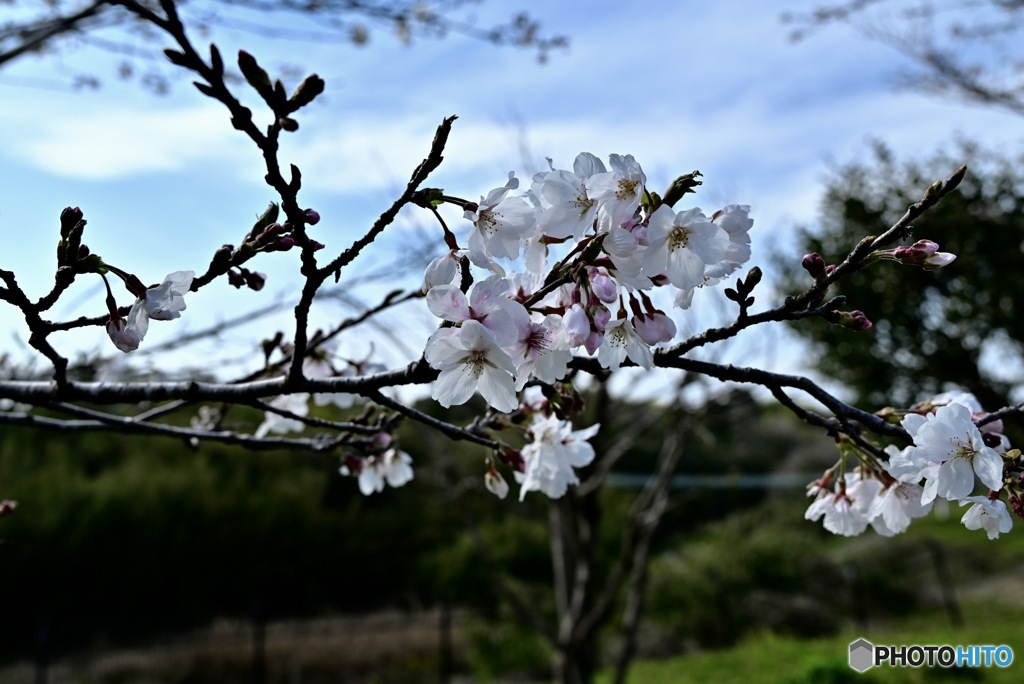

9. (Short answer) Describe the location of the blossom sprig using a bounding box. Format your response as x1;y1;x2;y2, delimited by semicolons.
514;411;599;501
419;152;756;418
807;391;1019;540
100;268;196;353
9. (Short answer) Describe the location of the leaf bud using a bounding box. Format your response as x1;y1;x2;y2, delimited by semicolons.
237;50;273;99
290;74;325;109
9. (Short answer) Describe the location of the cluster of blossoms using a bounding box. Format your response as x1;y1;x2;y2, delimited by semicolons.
339;434;414;496
481;400;601;502
418;153;756;498
807;392;1022;540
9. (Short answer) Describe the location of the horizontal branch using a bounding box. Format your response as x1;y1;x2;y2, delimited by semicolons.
0;406;344;452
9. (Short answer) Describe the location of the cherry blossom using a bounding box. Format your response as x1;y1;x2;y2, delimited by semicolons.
585;153;646;232
465;171;537;262
423;249;463;290
107;299;149;353
644;205;730;291
144;270;194;320
426;276;531;347
516;414;600;500
596;316;653;370
898;402;1004;504
805;477;874;537
509;314;572;390
485;462;510;500
533;153;607;240
632;311;676;346
424;320;519;412
342;448;414;496
960;496;1013;539
867;453;934;536
705;205;754;280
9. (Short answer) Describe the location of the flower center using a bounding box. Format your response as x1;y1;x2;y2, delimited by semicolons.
668;227;690;251
468;350;487;378
572;192;595;219
608;325;628;349
478;211;498;236
615;179;638;201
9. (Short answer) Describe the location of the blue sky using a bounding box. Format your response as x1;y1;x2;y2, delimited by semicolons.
1;1;1021;387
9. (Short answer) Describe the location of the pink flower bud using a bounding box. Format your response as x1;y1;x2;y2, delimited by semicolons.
591;305;611;332
837;310;872;332
564;304;590;346
304;208;321;225
244;270;267;291
633;312;676;345
802;253;826;279
889;240;956;270
588;267;618;303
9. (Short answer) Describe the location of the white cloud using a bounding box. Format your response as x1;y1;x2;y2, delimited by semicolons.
8;102;250;180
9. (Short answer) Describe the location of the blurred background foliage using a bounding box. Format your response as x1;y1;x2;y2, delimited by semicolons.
0;390;836;669
775;141;1024;424
7;383;1022;681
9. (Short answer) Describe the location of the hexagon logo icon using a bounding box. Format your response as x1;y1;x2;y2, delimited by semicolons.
849;638;874;672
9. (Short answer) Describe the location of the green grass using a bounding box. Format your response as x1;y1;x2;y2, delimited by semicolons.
599;602;1024;684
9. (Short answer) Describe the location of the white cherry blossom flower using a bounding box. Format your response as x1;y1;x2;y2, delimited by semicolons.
929;390;1006;437
899;402;1004;504
868;451;934;536
144;270;194;320
106;299;149;353
643;205;730;291
344;448;414;495
596;316;653;370
960;496;1013;539
509;314;572;390
585;154;646;232
465;171;537;262
423;250;462;290
704;205;754;280
516;414;599;500
534;153;607;240
805;477;875;537
426;276;530;347
424;320;519;412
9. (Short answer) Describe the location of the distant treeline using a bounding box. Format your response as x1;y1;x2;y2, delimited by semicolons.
0;391;827;661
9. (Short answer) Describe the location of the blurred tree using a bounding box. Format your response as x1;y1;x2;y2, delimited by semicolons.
0;0;567;93
775;141;1024;415
782;0;1024;117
